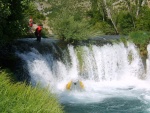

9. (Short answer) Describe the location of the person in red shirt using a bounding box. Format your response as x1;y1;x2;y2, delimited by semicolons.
29;17;33;27
35;24;43;42
28;16;33;33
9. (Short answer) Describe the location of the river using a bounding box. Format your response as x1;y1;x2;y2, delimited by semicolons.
14;37;150;113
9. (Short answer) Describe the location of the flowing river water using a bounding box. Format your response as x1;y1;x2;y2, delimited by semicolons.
14;38;150;113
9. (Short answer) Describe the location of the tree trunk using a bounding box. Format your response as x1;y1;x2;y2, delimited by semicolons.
103;0;119;34
136;0;140;17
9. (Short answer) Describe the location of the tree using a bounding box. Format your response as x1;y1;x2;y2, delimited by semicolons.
117;11;134;34
135;6;150;31
103;0;119;34
48;0;97;43
0;0;30;42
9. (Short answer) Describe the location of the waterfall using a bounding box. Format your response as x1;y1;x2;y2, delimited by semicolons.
15;39;150;104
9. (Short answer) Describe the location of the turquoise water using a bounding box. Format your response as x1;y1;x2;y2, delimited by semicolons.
15;39;150;113
63;97;149;113
59;84;150;113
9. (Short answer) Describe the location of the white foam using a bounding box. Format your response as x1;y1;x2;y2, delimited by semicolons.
16;42;150;104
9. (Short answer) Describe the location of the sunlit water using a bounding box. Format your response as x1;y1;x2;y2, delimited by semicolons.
16;40;150;113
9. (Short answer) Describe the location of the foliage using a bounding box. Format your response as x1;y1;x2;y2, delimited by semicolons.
94;22;115;35
128;50;133;64
0;0;30;41
129;31;150;46
41;28;52;38
0;0;47;41
0;70;64;113
49;9;93;43
24;1;45;23
50;2;101;43
23;0;150;40
135;6;150;31
1;0;150;42
129;31;150;57
75;46;84;72
86;1;150;35
119;36;128;47
117;11;135;35
87;10;103;25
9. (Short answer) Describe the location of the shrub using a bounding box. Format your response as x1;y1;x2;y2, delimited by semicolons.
117;11;134;35
92;22;115;35
129;31;150;57
129;31;150;46
50;11;92;43
135;6;150;31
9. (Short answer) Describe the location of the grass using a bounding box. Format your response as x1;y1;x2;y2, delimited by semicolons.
0;70;64;113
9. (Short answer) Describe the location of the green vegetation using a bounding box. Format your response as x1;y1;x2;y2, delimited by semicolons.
48;1;100;43
0;0;28;41
1;0;150;43
0;70;64;113
50;14;91;43
117;11;134;35
75;46;84;72
0;0;47;42
128;51;133;64
112;31;150;58
117;36;128;47
1;1;150;112
129;31;150;57
135;6;150;32
24;1;45;23
42;0;150;42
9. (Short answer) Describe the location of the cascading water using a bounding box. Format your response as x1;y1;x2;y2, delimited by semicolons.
15;38;150;113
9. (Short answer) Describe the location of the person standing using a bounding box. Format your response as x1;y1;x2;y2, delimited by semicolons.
35;24;42;42
28;16;33;33
29;16;33;27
